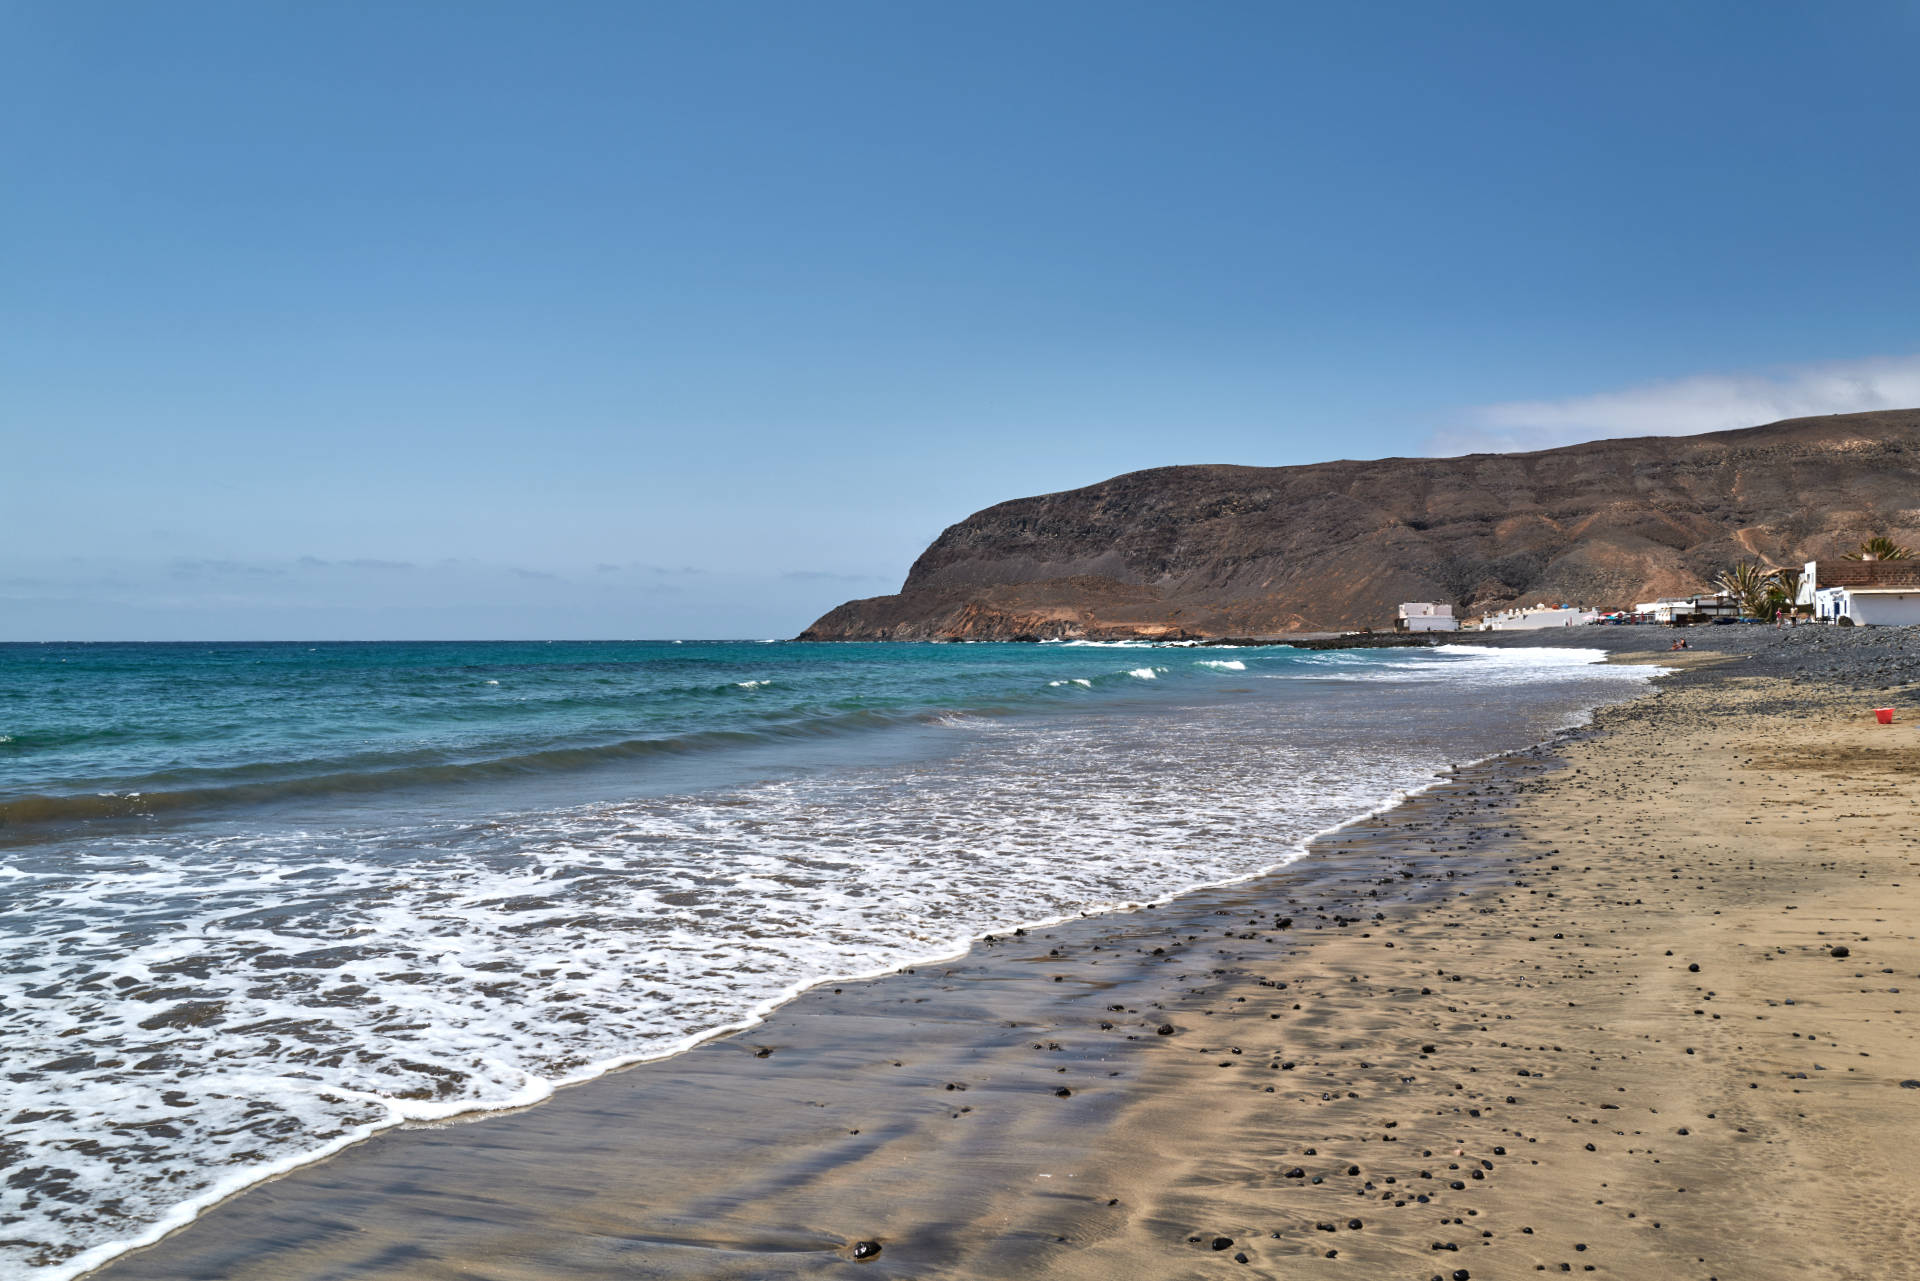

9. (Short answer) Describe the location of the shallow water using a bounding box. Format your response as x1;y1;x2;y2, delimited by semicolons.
0;640;1658;1277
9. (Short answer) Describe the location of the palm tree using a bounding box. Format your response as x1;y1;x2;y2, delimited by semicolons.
1844;536;1912;561
1763;566;1802;619
1715;561;1775;618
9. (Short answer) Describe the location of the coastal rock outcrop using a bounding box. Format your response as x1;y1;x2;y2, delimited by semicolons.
799;409;1920;639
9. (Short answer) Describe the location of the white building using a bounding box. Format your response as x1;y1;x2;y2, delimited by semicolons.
1396;602;1457;632
1478;604;1599;630
1634;594;1739;625
1800;558;1920;625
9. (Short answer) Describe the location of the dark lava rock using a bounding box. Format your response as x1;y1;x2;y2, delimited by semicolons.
1055;1087;1072;1097
1211;1236;1234;1251
1157;1024;1175;1035
850;1240;882;1260
1831;946;1851;958
1688;963;1700;972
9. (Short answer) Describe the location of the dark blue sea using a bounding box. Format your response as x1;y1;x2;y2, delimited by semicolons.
0;639;1661;1277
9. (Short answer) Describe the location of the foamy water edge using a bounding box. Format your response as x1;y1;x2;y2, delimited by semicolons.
56;647;1665;1280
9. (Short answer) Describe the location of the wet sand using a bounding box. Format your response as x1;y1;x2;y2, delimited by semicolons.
94;656;1920;1281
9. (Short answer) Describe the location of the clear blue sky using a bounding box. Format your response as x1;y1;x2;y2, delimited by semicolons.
6;1;1917;639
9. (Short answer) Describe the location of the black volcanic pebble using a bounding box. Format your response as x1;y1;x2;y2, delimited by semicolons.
1348;1219;1363;1230
1831;945;1851;958
1157;1024;1175;1035
851;1241;881;1260
1688;963;1700;972
1210;1236;1234;1250
1285;1167;1306;1178
1055;1087;1072;1097
1901;1080;1920;1089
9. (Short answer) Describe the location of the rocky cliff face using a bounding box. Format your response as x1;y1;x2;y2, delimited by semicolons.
799;409;1920;640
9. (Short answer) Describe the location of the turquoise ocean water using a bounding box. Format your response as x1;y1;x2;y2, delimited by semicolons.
0;639;1659;1277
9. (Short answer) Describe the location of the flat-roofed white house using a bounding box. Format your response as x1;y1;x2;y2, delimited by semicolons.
1396;602;1457;632
1478;604;1598;630
1799;559;1920;625
1634;594;1739;624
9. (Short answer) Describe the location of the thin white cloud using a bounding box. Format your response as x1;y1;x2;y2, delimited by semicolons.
1429;352;1920;456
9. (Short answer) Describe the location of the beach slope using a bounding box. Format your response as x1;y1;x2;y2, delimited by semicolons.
95;655;1920;1280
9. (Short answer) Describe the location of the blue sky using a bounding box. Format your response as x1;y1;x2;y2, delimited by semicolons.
6;1;1918;639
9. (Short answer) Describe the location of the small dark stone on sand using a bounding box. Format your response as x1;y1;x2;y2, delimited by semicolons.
1831;946;1851;958
1688;963;1700;972
1211;1236;1234;1250
850;1241;881;1260
1157;1024;1175;1035
1055;1087;1072;1097
1348;1218;1363;1230
1901;1080;1920;1089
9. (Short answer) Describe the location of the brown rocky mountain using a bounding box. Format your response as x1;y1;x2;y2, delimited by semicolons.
799;409;1920;640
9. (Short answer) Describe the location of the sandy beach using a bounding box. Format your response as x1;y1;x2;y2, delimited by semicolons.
91;641;1920;1281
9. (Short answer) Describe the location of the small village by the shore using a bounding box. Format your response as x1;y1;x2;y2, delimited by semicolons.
1397;536;1920;632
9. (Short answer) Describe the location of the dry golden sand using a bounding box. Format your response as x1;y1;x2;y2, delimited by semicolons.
94;663;1920;1281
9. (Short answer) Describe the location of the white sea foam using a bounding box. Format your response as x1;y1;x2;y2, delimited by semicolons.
0;647;1664;1279
1196;659;1247;671
735;679;772;689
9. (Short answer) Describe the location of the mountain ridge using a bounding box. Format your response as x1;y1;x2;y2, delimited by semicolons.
799;409;1920;640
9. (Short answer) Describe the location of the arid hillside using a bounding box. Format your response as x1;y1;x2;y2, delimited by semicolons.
800;409;1920;639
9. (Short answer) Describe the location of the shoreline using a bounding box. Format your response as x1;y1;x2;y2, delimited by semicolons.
62;663;1629;1281
86;640;1920;1279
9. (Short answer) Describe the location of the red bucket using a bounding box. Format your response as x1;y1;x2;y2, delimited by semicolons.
1875;708;1895;725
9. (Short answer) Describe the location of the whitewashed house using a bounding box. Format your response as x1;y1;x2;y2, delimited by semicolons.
1396;602;1458;632
1478;604;1599;630
1799;559;1920;625
1635;594;1739;624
